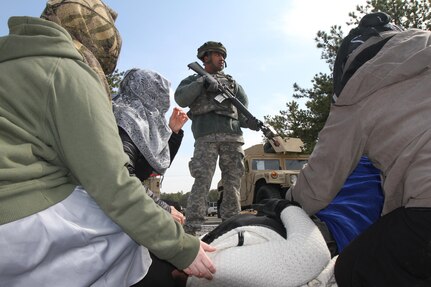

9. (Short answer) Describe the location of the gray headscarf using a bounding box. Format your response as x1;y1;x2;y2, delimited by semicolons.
113;68;172;174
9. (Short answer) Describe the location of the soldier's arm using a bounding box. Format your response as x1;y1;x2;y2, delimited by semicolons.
174;75;204;107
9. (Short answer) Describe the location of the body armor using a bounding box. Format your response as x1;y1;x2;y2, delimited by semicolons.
189;73;239;119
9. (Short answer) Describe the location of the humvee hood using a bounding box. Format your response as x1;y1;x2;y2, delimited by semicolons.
0;17;82;64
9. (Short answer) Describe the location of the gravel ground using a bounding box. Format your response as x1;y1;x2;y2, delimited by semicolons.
196;224;219;237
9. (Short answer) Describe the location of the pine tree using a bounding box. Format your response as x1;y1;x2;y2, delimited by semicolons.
106;69;125;95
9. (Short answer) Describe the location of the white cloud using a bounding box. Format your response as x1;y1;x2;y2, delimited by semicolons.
280;0;359;42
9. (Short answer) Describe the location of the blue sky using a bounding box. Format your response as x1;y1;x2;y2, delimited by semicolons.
1;0;361;193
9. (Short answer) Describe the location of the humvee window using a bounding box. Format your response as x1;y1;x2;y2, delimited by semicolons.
251;159;280;171
285;160;308;170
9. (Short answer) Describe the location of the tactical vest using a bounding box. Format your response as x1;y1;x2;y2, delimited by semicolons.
189;72;239;119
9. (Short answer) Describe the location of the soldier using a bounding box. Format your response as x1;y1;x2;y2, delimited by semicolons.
175;41;259;235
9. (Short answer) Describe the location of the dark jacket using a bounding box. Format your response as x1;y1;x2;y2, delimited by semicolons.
119;127;183;212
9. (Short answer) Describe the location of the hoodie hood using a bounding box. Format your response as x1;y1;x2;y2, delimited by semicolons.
332;12;403;103
0;16;82;64
335;29;431;106
41;0;121;75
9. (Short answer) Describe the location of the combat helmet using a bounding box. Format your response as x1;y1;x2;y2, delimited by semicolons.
197;41;227;60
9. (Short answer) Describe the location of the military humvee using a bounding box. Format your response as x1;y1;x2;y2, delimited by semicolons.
218;137;308;210
143;175;161;197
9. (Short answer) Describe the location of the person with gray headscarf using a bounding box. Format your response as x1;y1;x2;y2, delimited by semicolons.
113;68;196;286
113;68;188;224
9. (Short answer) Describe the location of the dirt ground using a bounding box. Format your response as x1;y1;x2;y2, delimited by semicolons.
195;216;222;237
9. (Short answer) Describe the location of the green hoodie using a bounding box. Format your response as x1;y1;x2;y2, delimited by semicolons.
0;16;199;269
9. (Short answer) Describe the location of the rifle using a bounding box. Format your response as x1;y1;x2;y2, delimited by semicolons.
187;61;280;146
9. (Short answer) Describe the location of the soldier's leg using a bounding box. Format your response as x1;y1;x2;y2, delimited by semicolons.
218;142;244;221
184;141;218;234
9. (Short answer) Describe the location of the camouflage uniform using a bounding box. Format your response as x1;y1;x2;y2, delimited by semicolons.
175;42;250;233
186;134;245;231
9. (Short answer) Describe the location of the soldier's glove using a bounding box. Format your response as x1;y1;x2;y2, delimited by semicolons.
203;75;220;92
261;198;301;220
246;118;260;131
